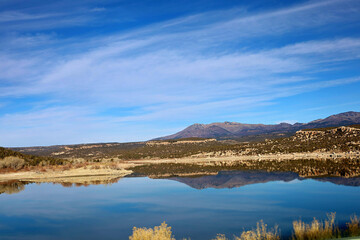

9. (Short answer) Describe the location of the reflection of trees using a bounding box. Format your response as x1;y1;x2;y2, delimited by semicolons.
0;181;27;194
0;177;123;195
55;177;122;188
133;159;360;179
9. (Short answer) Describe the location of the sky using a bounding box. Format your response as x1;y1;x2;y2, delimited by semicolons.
1;0;360;147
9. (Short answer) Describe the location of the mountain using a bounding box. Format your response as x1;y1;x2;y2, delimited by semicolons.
304;111;360;128
155;111;360;140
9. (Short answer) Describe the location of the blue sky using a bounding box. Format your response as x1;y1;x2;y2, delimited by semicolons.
1;0;360;147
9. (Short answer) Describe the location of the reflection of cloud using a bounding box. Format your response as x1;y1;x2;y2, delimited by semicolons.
90;8;106;12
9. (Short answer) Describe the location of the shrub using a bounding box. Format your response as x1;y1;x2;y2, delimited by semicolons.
347;214;360;237
212;234;228;240
129;222;175;240
235;220;280;240
292;213;338;240
0;156;25;170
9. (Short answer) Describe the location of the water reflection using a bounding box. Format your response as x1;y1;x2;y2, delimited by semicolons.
0;172;360;240
0;176;123;195
168;171;360;189
0;181;26;195
169;171;301;189
1;171;360;195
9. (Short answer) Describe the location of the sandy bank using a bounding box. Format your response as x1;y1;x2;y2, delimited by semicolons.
0;167;132;182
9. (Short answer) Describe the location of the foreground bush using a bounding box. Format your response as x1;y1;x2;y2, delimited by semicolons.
129;222;175;240
347;215;360;237
212;221;279;240
213;234;228;240
235;220;280;240
292;213;338;240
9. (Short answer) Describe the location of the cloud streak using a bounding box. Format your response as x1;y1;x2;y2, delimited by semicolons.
1;0;360;146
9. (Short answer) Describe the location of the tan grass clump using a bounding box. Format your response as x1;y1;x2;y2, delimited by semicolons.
235;220;280;240
129;222;175;240
212;234;228;240
347;214;360;237
292;212;338;240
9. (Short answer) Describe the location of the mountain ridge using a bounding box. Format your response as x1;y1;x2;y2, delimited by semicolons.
155;111;360;140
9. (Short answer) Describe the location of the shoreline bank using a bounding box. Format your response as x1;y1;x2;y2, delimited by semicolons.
0;167;132;182
0;151;359;181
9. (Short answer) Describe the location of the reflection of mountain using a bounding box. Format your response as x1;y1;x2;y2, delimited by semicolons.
169;171;301;189
315;177;360;187
2;172;360;195
168;171;360;189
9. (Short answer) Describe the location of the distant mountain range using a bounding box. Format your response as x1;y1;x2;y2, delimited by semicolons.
155;111;360;140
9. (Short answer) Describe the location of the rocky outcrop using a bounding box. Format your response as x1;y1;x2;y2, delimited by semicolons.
295;126;360;140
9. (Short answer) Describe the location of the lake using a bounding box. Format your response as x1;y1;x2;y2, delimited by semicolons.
1;171;360;240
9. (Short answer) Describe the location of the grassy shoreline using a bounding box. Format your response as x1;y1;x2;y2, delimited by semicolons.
1;156;360;182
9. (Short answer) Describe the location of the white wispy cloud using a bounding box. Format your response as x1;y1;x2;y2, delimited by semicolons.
0;11;61;22
1;0;360;146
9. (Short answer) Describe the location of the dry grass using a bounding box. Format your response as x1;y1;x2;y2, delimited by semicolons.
129;222;175;240
235;220;280;240
128;214;360;240
91;165;101;170
347;214;360;237
130;214;360;240
213;234;228;240
292;213;339;240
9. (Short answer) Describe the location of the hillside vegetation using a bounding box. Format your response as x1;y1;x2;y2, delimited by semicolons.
0;147;67;170
119;126;360;159
11;126;360;161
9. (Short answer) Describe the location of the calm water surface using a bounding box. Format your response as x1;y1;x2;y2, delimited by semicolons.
1;171;360;240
